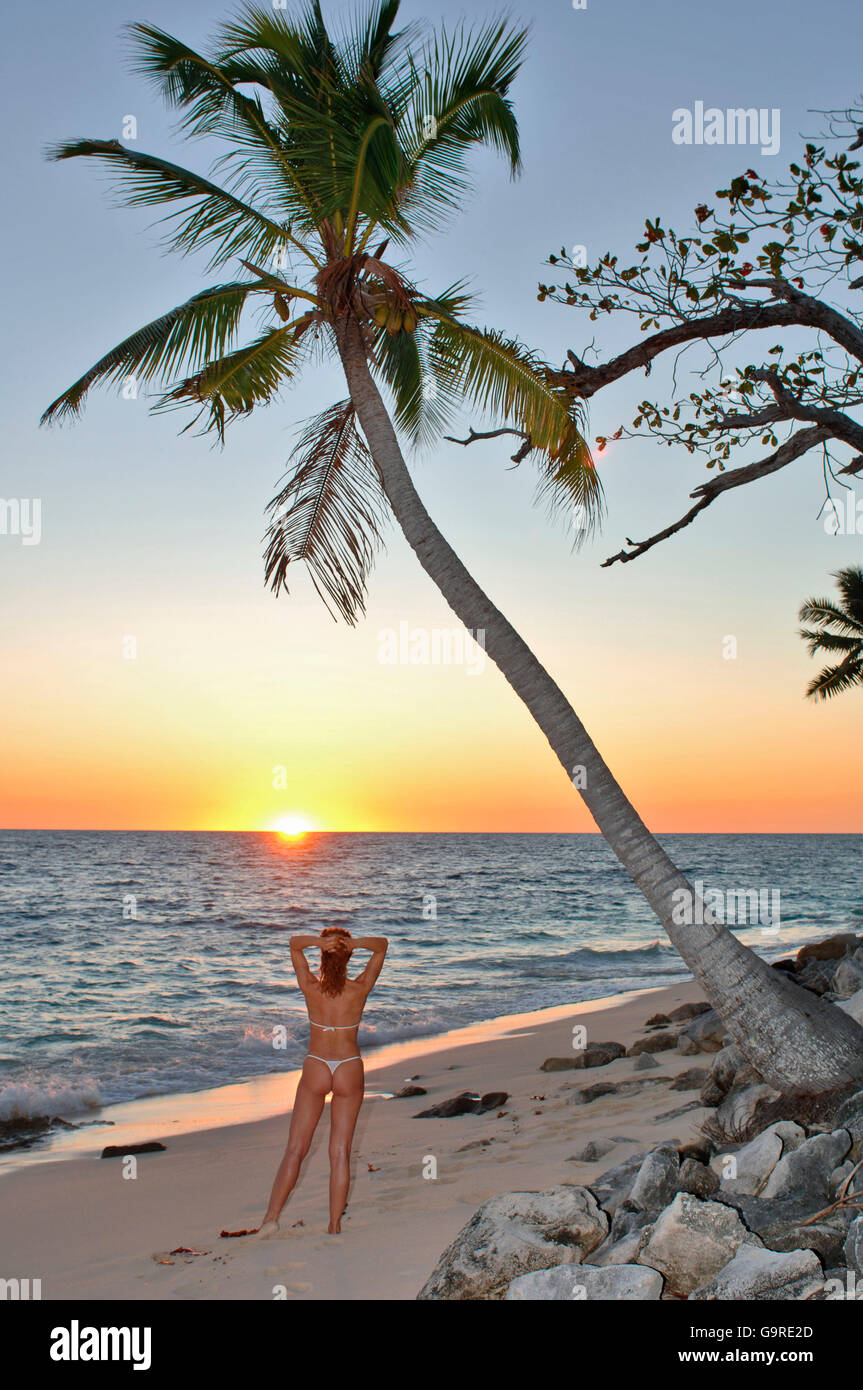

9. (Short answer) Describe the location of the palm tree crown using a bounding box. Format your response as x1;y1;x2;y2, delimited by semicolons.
42;0;599;623
799;565;863;700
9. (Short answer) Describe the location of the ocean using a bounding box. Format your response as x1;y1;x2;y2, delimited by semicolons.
0;831;860;1149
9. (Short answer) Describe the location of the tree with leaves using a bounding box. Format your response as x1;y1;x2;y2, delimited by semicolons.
800;566;863;699
525;104;863;568
42;2;863;1091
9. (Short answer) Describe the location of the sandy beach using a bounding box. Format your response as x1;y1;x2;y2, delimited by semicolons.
1;979;709;1301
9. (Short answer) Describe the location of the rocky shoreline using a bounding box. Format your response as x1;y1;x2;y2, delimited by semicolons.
417;933;863;1300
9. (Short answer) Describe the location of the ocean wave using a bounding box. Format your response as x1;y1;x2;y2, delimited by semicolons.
0;1078;103;1121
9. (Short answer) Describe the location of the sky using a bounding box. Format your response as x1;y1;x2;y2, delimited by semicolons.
1;0;862;833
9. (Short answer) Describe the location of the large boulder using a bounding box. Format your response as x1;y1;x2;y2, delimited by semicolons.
417;1187;607;1300
760;1130;851;1202
638;1193;760;1296
833;955;863;1000
797;933;858;966
676;1010;727;1055
715;1083;781;1135
709;1122;804;1198
504;1262;663;1301
689;1245;822;1301
717;1190;851;1265
627;1145;681;1215
590;1226;654;1267
588;1150;650;1214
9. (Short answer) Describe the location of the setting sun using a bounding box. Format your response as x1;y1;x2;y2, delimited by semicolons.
273;815;316;838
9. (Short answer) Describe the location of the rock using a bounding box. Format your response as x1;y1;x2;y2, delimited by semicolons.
101;1141;166;1158
829;1160;857;1199
628;1145;681;1215
590;1226;653;1266
797;933;857;965
571;1042;627;1070
761;1130;852;1202
395;1084;427;1098
676;1010;727;1055
569;1081;618;1105
710;1129;784;1197
689;1245;822;1301
768;1120;807;1152
626;1034;679;1057
456;1138;494;1152
417;1187;608;1300
838;989;863;1026
610;1206;654;1242
539;1057;578;1072
832;1089;863;1132
679;1158;720;1199
633;1053;660;1071
679;1141;713;1165
645;1013;671;1028
670;1067;709;1092
589;1150;650;1214
700;1045;745;1106
505;1263;663;1301
413;1090;507;1117
475;1091;508;1113
833;956;863;999
413;1091;479;1117
638;1193;760;1296
667;1002;712;1023
797;959;840;995
656;1101;705;1121
567;1138;617;1163
845;1215;863;1277
715;1083;781;1135
720;1191;850;1266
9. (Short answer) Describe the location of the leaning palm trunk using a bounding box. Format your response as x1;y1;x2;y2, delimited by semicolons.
337;315;863;1094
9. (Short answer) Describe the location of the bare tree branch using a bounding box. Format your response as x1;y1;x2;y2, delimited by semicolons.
602;426;830;566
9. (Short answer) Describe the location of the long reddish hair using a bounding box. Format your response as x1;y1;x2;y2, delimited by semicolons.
318;927;353;996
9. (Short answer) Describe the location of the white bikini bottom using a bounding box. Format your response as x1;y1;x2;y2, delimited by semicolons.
305;1052;362;1079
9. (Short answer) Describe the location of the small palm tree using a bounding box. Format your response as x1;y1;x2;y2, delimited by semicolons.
799;566;863;701
42;0;863;1090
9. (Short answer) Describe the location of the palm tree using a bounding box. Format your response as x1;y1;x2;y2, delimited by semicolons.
800;567;863;701
42;0;863;1091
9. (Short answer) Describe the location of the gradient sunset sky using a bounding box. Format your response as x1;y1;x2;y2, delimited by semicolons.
2;0;861;832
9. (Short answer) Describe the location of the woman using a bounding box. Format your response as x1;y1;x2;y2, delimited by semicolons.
257;927;388;1236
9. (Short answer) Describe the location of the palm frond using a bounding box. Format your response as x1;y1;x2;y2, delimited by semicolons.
805;657;863;701
426;313;602;526
398;21;526;234
156;324;307;441
264;398;387;623
47;139;289;271
41;280;267;424
798;596;863;635
798;627;861;656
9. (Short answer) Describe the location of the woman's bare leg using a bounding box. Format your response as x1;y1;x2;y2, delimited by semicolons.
327;1063;364;1234
261;1066;327;1227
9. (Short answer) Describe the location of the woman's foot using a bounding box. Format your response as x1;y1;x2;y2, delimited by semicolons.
255;1219;281;1239
327;1219;341;1234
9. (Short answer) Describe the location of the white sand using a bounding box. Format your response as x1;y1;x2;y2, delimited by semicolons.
0;981;710;1300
